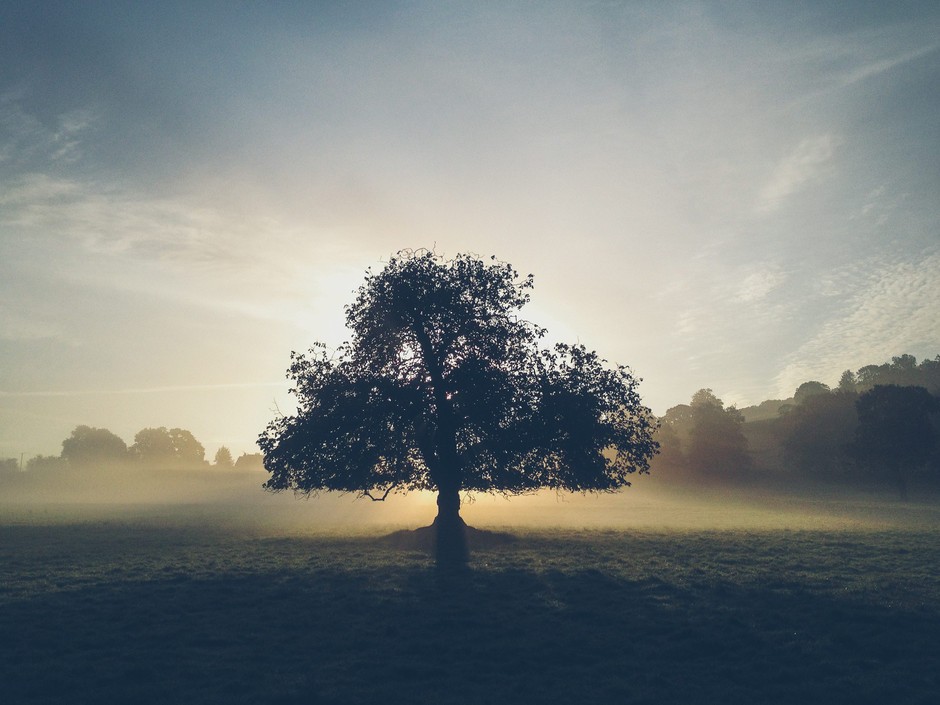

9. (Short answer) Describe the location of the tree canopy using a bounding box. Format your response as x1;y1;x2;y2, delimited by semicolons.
130;427;206;469
846;355;940;394
214;446;234;468
793;381;831;406
780;390;858;477
260;250;658;563
854;384;939;500
61;425;128;469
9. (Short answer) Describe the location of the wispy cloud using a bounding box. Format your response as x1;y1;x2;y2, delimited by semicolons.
0;100;248;270
1;172;234;258
50;108;97;162
838;41;940;88
0;382;286;398
0;172;79;207
0;169;355;327
774;251;940;396
0;93;96;167
755;134;841;214
736;267;787;303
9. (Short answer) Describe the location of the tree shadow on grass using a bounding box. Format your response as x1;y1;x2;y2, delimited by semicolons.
378;523;516;552
2;534;938;705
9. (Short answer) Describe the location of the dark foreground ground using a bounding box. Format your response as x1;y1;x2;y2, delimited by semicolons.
2;517;939;705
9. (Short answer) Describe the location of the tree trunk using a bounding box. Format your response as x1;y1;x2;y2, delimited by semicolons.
411;318;467;565
433;483;468;567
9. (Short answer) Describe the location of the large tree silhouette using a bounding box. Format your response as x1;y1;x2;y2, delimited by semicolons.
259;251;658;565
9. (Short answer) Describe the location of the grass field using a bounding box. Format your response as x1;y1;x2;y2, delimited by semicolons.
2;506;939;704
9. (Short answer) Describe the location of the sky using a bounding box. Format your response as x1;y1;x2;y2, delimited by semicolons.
1;1;939;460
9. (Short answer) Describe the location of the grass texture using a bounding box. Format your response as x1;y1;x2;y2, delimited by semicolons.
2;522;938;704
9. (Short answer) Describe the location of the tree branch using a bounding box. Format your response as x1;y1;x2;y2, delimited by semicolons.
362;486;394;502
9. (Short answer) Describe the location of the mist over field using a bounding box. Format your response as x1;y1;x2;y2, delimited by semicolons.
7;350;939;536
3;460;938;536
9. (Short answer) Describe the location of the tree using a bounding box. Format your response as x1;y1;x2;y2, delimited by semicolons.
260;251;658;565
214;446;234;468
838;369;857;393
234;453;264;471
853;354;937;392
130;427;206;468
780;389;858;478
60;425;127;469
661;403;693;437
651;421;685;472
853;385;939;500
650;404;692;478
130;427;176;466
793;381;830;406
26;455;68;473
686;389;751;478
168;428;206;467
918;355;940;394
854;364;881;389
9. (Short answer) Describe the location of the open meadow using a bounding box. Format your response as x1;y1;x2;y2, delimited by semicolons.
2;480;939;705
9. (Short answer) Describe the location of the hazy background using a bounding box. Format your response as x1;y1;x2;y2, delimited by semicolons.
2;1;939;462
5;462;939;535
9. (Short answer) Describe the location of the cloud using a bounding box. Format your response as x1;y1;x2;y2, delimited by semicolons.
49;108;98;162
853;184;909;230
774;251;940;396
0;172;79;207
755;135;842;214
0;382;286;398
838;41;940;88
0;94;97;167
0;172;231;257
736;267;787;303
0;168;368;338
0;92;43;164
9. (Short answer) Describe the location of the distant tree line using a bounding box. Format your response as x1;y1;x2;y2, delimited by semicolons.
652;354;940;499
5;353;938;500
1;426;264;474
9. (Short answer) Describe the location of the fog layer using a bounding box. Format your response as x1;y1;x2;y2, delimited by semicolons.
3;464;937;535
